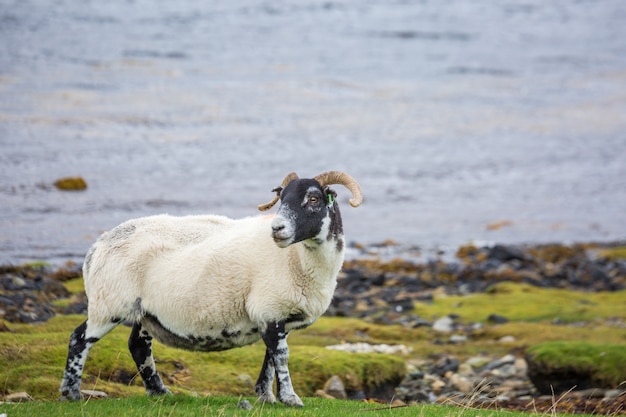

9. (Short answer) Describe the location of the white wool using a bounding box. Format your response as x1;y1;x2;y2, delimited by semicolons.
84;213;343;341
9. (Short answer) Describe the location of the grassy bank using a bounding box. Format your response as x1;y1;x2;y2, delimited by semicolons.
1;273;625;416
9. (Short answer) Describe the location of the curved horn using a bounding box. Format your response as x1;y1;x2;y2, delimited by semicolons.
257;172;299;211
314;171;363;208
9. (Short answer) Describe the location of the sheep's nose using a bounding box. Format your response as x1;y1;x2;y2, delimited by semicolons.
272;225;285;233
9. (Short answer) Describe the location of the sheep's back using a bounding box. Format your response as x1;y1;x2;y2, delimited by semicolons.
83;213;279;333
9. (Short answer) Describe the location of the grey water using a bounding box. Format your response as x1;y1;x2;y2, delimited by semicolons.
1;0;625;265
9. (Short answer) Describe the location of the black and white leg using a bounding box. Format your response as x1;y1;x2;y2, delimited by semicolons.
255;321;303;407
128;321;170;396
60;319;117;400
255;347;276;403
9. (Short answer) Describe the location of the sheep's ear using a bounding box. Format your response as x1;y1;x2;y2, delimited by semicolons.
323;187;338;206
271;186;283;194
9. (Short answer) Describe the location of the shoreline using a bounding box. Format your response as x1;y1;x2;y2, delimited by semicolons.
5;237;626;269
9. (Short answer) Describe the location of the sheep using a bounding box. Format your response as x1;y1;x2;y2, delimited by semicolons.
59;171;362;407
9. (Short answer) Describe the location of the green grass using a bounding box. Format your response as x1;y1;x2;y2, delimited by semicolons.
0;395;596;417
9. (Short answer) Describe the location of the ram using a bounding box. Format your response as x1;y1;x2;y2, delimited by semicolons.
60;171;362;407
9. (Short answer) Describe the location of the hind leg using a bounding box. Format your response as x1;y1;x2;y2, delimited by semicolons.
128;322;170;396
60;319;118;400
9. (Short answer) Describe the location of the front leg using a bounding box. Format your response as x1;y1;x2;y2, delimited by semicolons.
254;321;303;407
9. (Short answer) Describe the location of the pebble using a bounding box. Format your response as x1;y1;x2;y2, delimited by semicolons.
237;400;253;410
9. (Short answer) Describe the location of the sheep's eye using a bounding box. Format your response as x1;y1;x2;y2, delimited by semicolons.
309;196;320;204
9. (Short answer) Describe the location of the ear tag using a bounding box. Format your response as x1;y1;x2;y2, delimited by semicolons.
327;194;334;205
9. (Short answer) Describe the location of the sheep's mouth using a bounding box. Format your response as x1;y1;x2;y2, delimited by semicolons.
272;234;292;247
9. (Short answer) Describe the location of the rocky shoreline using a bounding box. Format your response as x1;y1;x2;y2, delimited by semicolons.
332;241;625;321
1;242;625;414
314;351;625;415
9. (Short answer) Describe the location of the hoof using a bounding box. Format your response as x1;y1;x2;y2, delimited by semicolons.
59;389;81;402
280;393;303;407
147;386;172;396
256;390;276;404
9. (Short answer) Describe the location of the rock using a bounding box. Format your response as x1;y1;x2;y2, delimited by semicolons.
514;358;528;374
464;356;491;369
499;379;528;391
81;389;108;399
11;276;27;288
485;354;516;370
315;389;336;399
457;363;475;377
391;399;406;407
450;374;474;393
4;391;34;402
573;388;606;398
498;335;516;343
54;176;87;191
605;389;626;398
430;379;446;395
237;400;253;410
429;356;459;376
432;316;454;333
389;298;413;313
492;364;518;378
323;375;347;399
449;334;467;344
488;244;528;262
487;313;509;324
236;374;253;387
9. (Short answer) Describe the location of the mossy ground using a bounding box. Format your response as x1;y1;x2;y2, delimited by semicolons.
414;281;626;325
526;341;626;388
1;279;625;415
0;314;406;401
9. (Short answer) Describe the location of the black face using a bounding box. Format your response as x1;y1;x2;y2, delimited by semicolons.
271;179;341;248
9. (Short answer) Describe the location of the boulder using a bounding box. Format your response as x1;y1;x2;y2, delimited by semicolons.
323;375;347;399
